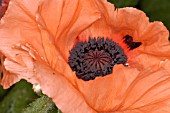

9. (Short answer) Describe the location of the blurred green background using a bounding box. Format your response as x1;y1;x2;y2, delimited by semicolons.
0;0;170;113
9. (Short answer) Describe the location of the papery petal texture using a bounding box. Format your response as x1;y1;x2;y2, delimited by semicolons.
0;0;170;113
73;0;170;112
0;0;100;112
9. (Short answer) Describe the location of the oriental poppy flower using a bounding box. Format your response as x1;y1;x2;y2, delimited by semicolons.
0;0;170;113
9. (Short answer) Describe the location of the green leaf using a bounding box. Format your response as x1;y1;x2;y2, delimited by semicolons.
0;80;39;113
140;0;170;31
23;95;62;113
108;0;139;8
0;85;8;101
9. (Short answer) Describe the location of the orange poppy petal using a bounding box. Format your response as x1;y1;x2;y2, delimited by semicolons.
75;60;170;112
0;0;65;76
79;1;149;40
79;0;170;70
79;1;169;52
110;7;170;61
110;7;150;39
0;56;20;89
0;0;47;59
132;53;166;70
37;0;101;59
78;0;115;40
117;60;170;112
138;22;170;56
0;0;101;80
3;52;38;83
34;61;97;113
54;0;100;54
1;71;19;89
2;54;97;113
1;0;170;113
0;26;30;88
36;26;76;83
113;98;170;113
75;65;140;112
0;0;101;111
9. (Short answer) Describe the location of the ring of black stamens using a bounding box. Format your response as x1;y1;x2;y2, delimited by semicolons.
68;37;127;81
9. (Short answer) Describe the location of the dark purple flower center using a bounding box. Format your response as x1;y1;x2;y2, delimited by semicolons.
68;37;128;81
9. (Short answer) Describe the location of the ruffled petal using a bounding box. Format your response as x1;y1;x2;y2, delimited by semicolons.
2;51;38;85
73;2;170;112
1;71;19;89
119;62;170;110
79;1;150;41
0;0;101;111
75;60;170;112
0;0;39;87
80;0;170;71
0;55;20;89
34;61;96;113
36;25;76;83
0;0;170;113
0;0;101;83
78;0;116;41
37;0;101;58
0;0;47;59
112;98;170;113
110;7;150;40
131;22;169;70
75;65;140;112
110;7;170;65
138;22;170;56
114;9;170;71
1;52;97;113
54;0;100;56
